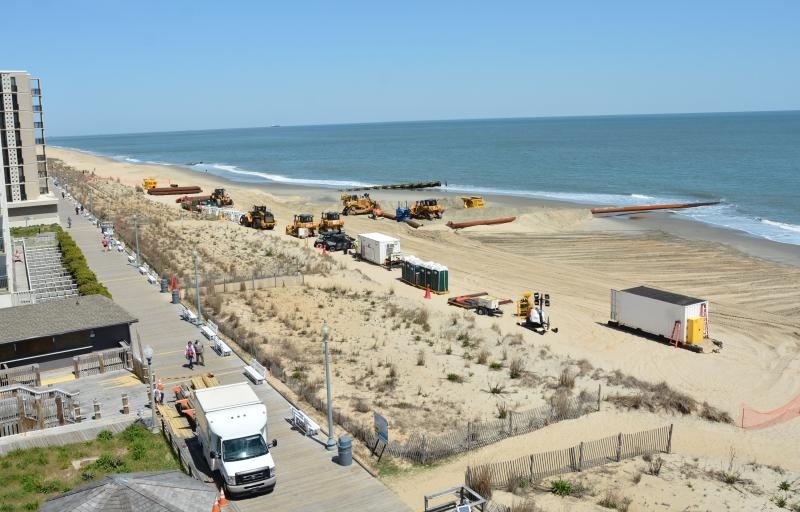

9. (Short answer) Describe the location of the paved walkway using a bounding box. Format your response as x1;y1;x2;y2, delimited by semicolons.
57;193;410;512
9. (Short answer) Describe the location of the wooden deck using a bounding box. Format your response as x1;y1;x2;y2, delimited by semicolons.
57;196;410;512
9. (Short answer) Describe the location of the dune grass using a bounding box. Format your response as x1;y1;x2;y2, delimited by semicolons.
0;423;179;512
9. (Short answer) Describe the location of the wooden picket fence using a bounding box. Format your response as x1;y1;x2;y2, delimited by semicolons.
0;384;80;437
466;424;673;489
0;364;41;387
73;347;131;378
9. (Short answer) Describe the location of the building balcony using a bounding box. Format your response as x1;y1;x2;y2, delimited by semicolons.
31;88;41;96
36;154;46;162
34;122;44;128
32;105;42;112
35;138;45;145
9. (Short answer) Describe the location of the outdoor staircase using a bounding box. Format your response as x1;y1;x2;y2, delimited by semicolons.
22;233;79;303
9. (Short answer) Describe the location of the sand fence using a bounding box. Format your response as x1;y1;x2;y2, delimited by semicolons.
466;424;673;490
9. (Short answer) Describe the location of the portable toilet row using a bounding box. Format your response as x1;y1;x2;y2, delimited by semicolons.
401;255;449;294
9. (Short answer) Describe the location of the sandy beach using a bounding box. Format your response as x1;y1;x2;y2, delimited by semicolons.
48;146;800;510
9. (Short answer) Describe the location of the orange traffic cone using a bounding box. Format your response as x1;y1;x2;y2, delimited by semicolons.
218;487;229;506
424;286;431;299
212;498;220;512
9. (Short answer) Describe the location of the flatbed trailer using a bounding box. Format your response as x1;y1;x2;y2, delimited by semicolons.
447;292;508;316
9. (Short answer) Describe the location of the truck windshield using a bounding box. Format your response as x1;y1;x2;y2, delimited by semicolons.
222;435;268;462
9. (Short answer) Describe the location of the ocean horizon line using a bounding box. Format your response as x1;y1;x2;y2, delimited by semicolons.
49;108;800;140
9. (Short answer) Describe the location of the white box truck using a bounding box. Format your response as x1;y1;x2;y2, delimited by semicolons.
610;286;708;344
357;232;401;266
194;382;278;496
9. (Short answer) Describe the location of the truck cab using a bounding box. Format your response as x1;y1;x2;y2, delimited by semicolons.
194;383;277;496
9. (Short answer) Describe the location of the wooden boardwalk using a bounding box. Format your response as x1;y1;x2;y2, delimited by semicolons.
58;196;410;511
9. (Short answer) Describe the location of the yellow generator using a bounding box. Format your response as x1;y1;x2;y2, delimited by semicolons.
285;213;319;238
686;317;704;344
239;206;275;230
142;178;157;190
461;196;485;208
516;292;532;318
341;193;379;215
319;211;344;233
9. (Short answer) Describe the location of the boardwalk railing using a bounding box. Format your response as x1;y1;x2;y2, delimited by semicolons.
0;364;41;387
268;360;600;464
0;384;80;437
465;424;673;490
73;346;132;378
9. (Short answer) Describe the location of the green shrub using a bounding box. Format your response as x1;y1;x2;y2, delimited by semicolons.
551;478;574;496
129;442;146;461
54;229;112;298
446;373;464;383
92;454;127;472
96;430;113;441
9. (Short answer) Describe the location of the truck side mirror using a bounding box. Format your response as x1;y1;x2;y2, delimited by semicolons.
209;451;217;459
271;439;278;448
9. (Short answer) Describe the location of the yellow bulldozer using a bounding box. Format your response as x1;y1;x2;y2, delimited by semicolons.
341;193;379;215
285;213;319;238
209;188;233;207
319;211;344;233
239;206;275;230
410;198;445;219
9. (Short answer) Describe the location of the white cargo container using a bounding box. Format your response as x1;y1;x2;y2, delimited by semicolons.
357;232;401;265
194;383;277;497
610;286;708;343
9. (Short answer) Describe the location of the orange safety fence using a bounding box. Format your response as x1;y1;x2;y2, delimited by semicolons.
740;394;800;429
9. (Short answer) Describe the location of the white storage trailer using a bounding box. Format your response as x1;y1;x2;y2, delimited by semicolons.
610;286;708;344
357;232;401;265
194;382;277;497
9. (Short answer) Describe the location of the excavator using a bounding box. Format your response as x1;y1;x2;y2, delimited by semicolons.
410;198;445;220
341;193;379;215
285;213;319;238
239;206;275;230
318;211;344;233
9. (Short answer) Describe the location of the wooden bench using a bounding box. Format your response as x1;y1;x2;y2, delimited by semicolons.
191;375;207;390
244;358;266;385
214;339;232;357
288;405;320;436
202;374;220;388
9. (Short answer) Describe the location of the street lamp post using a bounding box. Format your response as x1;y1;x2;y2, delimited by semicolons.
133;214;141;266
322;321;336;450
143;345;158;433
193;250;202;323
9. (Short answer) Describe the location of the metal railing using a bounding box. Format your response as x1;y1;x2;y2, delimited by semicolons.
32;105;42;112
31;88;41;95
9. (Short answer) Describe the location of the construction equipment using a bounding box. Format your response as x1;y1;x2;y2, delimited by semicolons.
341;193;379;216
239;206;276;230
209;188;233;207
318;211;344;233
395;204;411;222
410;199;445;220
461;196;485;208
142;178;157;190
285;213;319;238
517;292;556;334
448;292;504;316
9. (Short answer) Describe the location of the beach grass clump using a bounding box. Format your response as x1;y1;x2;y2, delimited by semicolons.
550;478;575;496
597;490;632;511
510;499;539;512
466;466;493;499
446;373;464;383
509;357;525;379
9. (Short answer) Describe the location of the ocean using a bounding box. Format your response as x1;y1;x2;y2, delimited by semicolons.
51;111;800;245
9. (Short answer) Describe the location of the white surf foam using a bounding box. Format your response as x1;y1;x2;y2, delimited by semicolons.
197;163;376;189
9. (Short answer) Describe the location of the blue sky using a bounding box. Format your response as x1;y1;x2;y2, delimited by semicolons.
6;1;799;136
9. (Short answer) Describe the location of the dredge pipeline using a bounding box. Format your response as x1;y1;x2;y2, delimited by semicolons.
590;201;720;215
446;217;516;229
376;209;423;228
148;186;203;196
340;181;441;192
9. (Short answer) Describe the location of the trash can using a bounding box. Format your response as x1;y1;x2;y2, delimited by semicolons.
337;436;352;466
171;289;180;304
160;278;169;293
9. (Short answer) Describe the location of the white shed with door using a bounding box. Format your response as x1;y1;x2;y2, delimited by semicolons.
610;286;708;343
357;233;401;266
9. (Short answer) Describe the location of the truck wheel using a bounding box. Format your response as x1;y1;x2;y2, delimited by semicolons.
477;307;486;316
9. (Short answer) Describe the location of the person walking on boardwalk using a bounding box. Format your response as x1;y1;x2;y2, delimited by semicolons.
67;216;72;228
194;339;205;366
75;206;79;216
185;341;195;370
156;380;165;405
102;238;109;251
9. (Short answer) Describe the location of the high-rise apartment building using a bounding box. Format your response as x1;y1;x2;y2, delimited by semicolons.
1;71;59;297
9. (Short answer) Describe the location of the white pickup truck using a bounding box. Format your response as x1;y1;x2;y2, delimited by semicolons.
194;383;278;496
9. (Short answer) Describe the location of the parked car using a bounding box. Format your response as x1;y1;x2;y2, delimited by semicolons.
313;232;354;252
